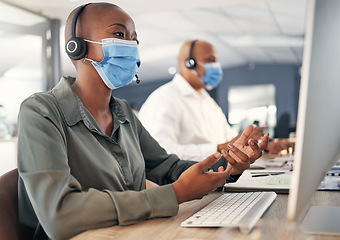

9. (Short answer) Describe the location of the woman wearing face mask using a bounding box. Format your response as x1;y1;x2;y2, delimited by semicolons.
17;3;268;240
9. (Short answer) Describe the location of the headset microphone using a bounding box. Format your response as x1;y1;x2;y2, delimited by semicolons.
135;74;140;84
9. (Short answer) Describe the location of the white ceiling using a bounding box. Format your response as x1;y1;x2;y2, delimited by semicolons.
2;0;307;82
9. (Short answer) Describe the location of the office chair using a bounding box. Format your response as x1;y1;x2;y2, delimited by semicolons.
0;168;34;240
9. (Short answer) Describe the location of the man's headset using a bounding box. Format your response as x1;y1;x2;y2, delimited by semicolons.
65;3;91;60
65;3;140;83
185;40;198;69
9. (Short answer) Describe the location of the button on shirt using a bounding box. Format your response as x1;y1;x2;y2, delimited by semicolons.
139;74;237;162
17;77;195;240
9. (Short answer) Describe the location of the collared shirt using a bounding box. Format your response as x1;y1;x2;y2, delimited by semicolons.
139;73;237;162
17;77;195;240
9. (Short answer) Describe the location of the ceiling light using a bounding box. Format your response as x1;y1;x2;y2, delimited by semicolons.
168;66;177;75
219;34;304;48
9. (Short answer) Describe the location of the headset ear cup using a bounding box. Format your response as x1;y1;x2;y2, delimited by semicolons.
66;37;88;60
185;58;196;69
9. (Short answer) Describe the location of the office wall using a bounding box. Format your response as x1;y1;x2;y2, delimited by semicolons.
217;64;301;127
112;64;301;127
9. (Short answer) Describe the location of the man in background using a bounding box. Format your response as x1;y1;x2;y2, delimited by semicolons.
139;40;289;162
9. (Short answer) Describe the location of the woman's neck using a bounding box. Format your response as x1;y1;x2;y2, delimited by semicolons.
72;71;112;112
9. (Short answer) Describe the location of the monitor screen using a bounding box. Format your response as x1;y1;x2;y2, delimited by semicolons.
287;0;340;226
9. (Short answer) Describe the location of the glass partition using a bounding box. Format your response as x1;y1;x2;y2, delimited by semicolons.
0;2;52;137
228;84;276;136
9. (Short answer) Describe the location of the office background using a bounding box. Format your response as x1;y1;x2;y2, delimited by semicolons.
0;0;305;142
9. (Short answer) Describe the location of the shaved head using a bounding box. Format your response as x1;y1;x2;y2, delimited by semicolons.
64;3;123;45
178;40;216;72
177;40;218;91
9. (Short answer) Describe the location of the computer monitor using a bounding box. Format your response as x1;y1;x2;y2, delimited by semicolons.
287;0;340;234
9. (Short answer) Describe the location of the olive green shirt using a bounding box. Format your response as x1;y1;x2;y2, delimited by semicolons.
17;77;196;240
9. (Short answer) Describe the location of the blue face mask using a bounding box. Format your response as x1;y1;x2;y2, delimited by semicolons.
85;38;141;89
201;62;223;90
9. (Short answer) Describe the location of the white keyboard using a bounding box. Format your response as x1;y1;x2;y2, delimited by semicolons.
180;191;277;234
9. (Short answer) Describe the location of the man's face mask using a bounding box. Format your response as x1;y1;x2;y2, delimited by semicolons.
201;62;223;90
84;38;141;89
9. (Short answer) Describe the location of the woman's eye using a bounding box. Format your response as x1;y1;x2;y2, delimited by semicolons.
114;32;125;38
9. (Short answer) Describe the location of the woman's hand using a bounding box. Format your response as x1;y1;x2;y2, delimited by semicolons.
222;125;269;175
172;126;269;204
248;126;267;142
172;152;232;204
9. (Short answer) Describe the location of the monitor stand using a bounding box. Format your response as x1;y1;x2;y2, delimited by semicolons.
300;206;340;235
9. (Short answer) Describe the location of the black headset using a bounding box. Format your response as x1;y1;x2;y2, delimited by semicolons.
65;3;91;60
185;40;198;69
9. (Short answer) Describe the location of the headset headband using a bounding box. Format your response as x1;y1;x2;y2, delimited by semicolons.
71;3;91;39
188;40;197;60
65;3;91;60
185;40;198;69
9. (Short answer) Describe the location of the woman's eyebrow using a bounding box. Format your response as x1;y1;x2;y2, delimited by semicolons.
107;23;138;38
107;23;127;29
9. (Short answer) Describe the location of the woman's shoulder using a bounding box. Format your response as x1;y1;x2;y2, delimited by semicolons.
19;91;62;121
21;91;57;110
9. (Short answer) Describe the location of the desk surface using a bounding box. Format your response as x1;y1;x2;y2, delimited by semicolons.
72;191;340;240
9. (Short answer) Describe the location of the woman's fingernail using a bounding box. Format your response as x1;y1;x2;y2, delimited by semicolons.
214;152;220;158
227;144;234;150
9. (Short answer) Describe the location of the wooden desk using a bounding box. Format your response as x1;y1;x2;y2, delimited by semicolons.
72;191;340;240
